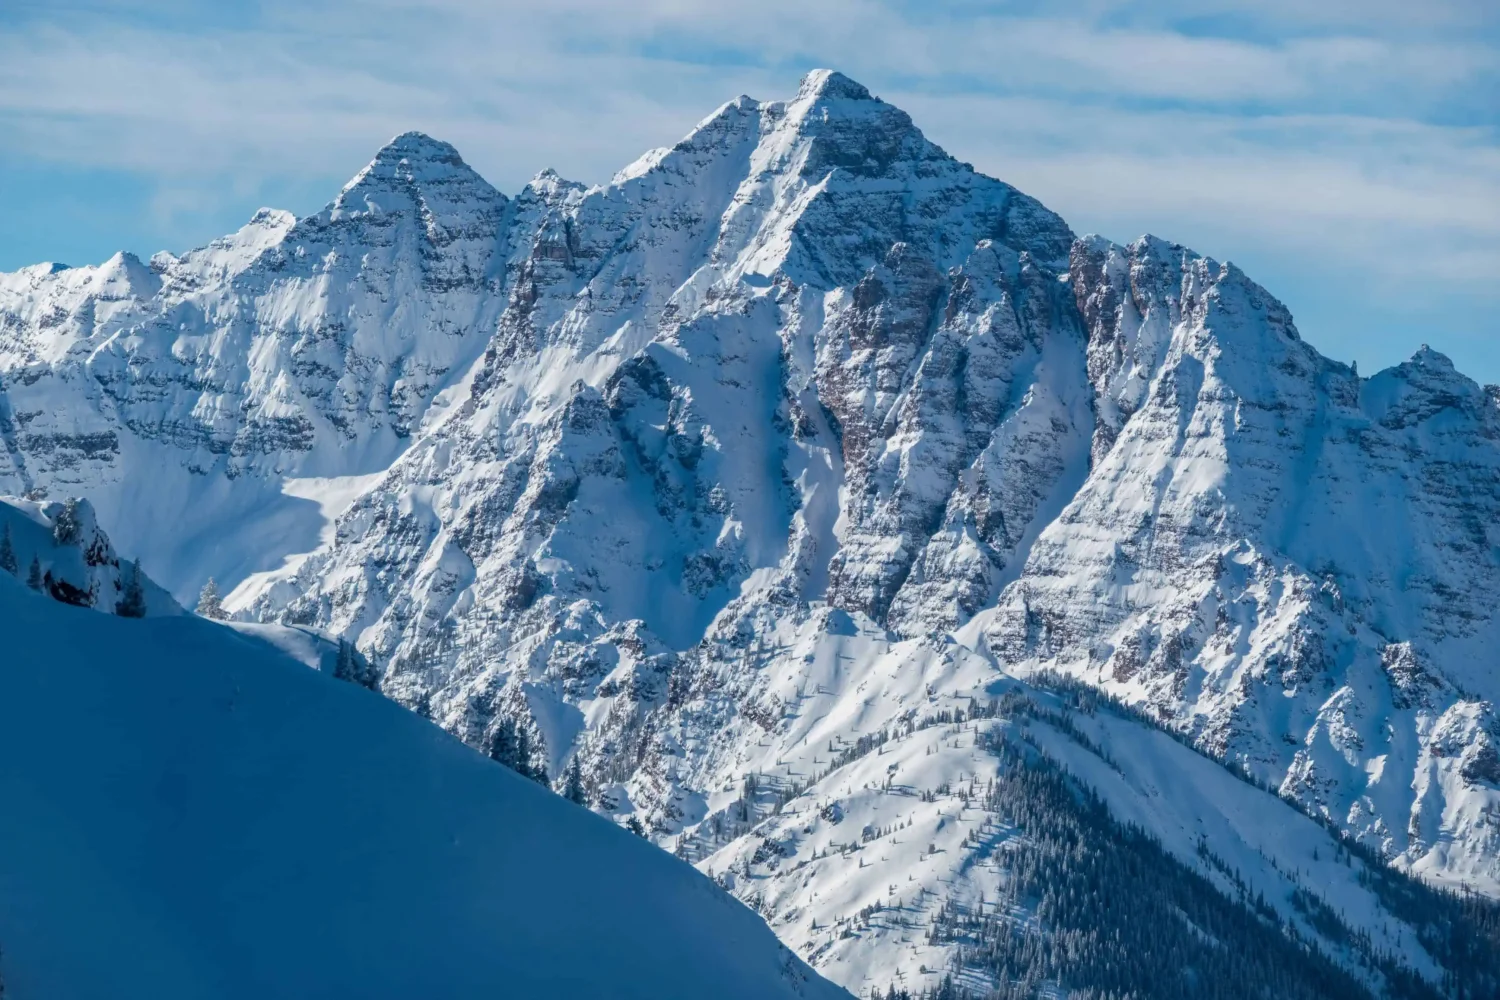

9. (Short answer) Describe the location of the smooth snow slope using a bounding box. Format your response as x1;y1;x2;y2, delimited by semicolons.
0;579;846;1000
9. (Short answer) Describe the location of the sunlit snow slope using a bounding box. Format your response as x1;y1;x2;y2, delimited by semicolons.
0;578;847;1000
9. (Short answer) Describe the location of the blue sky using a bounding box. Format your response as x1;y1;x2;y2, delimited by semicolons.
2;0;1497;381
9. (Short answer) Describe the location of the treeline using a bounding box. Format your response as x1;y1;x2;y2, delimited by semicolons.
1016;673;1500;999
872;681;1500;1000
908;729;1381;1000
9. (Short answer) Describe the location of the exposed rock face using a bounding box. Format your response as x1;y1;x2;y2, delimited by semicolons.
1;66;1497;992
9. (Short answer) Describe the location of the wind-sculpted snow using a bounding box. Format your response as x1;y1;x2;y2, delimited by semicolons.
2;68;1499;996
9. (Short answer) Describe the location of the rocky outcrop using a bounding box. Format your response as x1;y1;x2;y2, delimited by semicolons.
0;495;179;616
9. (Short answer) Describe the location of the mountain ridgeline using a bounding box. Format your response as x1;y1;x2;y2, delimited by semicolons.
1;69;1498;997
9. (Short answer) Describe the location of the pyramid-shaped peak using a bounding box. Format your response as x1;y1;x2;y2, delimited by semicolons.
333;130;502;218
796;69;874;103
775;67;923;161
104;249;145;268
95;250;162;297
373;131;465;165
1364;342;1480;425
343;131;484;194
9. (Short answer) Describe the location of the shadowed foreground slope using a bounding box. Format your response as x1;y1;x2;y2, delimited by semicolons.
0;577;846;1000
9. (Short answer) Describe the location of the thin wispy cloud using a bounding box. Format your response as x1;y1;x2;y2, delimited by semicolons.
0;0;1495;379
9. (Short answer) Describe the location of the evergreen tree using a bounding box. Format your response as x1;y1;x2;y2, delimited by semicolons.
487;717;548;784
52;498;82;545
115;558;147;618
0;523;16;576
487;718;517;769
196;577;226;619
333;639;354;681
563;756;588;806
25;555;42;591
328;639;380;691
515;725;547;784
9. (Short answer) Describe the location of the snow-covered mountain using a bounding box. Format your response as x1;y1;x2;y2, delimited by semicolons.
2;68;1498;996
0;574;848;1000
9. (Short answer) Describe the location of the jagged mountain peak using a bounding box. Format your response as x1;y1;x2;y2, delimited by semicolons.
1364;341;1495;428
339;129;478;195
526;166;586;201
1407;343;1458;370
1071;232;1307;426
614;93;765;186
150;204;299;279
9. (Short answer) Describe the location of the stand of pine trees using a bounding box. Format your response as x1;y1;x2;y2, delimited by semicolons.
875;718;1497;1000
917;731;1377;999
1011;676;1500;999
331;639;380;691
115;558;146;617
563;756;588;806
0;523;16;577
51;499;82;545
486;716;548;785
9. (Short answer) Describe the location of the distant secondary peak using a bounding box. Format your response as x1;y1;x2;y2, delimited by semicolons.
334;130;502;219
343;131;481;195
1409;344;1456;369
97;250;163;296
526;168;584;201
